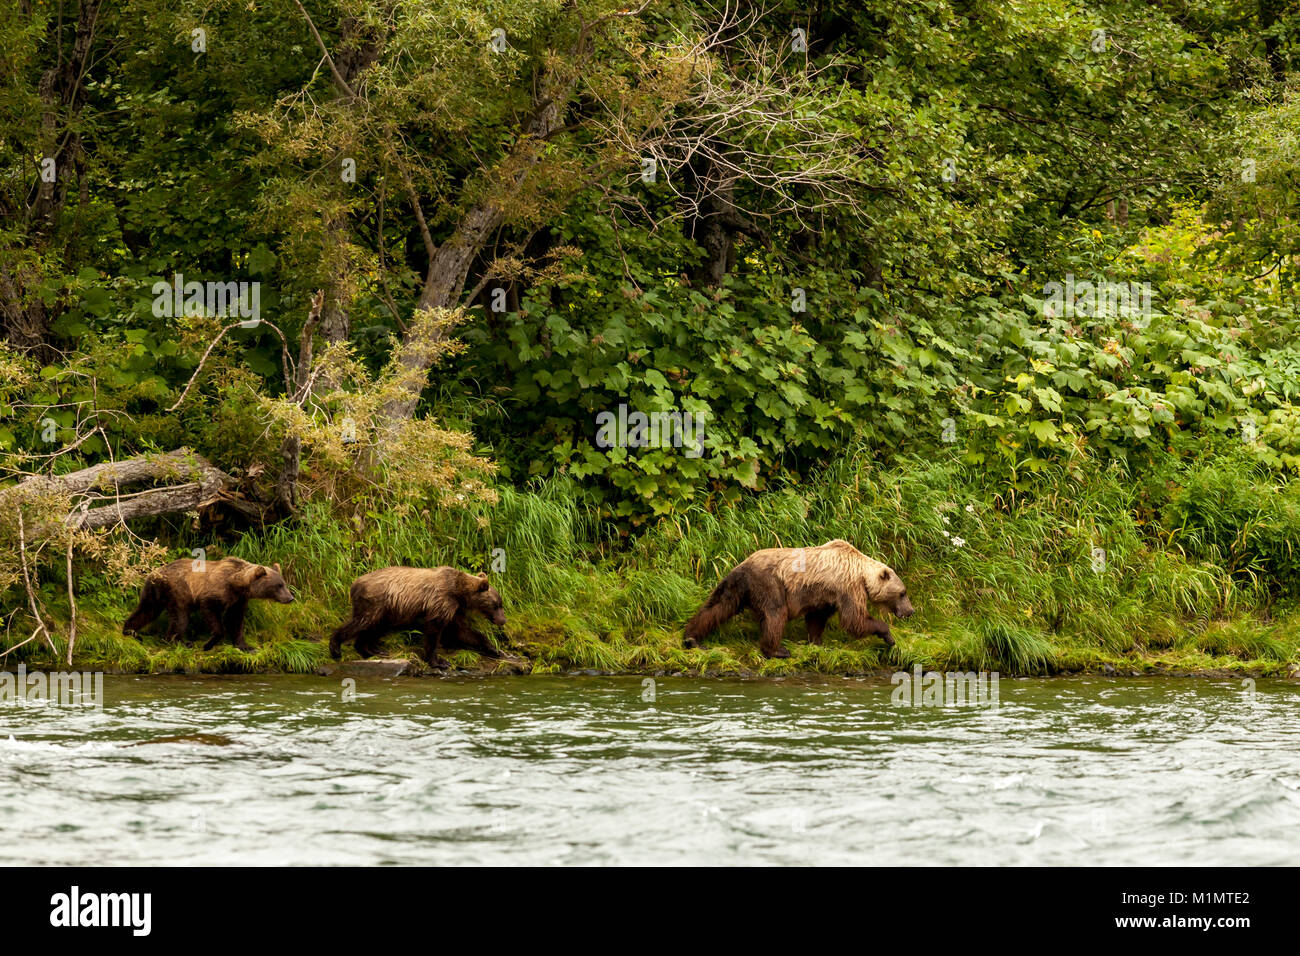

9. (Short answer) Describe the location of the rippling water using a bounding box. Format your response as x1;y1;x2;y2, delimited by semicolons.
0;675;1296;865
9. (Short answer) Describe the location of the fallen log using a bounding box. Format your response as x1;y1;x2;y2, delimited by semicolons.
3;447;252;530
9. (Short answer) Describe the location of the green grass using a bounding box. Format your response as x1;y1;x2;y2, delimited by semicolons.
5;447;1300;677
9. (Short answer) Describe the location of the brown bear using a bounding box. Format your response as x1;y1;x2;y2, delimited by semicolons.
682;539;914;658
328;566;508;667
123;557;294;650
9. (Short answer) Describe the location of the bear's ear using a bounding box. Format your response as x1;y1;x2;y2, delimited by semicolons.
475;572;489;592
254;566;268;579
879;568;891;581
273;562;281;574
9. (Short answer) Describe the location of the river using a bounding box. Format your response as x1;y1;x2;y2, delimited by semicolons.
1;674;1296;865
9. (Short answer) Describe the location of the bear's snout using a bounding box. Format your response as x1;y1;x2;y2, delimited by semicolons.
276;587;295;604
491;610;507;627
894;597;915;618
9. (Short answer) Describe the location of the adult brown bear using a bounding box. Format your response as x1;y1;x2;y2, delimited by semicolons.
683;539;914;658
123;557;294;650
328;567;508;667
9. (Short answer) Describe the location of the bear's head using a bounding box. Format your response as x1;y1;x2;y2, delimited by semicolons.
468;572;507;627
872;566;914;619
248;563;295;604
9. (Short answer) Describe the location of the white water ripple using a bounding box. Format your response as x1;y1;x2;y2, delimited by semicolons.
0;674;1295;865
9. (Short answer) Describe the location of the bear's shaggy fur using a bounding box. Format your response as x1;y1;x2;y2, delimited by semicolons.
123;557;294;650
328;566;508;667
682;539;914;658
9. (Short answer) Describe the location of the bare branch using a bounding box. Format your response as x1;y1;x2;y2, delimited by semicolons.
16;511;58;658
291;0;359;100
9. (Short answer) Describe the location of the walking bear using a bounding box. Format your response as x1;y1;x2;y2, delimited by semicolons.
328;566;508;667
683;539;914;658
123;557;294;650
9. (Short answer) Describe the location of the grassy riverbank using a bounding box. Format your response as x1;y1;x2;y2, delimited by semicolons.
7;448;1300;678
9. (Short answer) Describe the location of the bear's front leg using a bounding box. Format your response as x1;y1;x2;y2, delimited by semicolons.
841;596;896;648
421;621;451;669
804;607;833;645
200;601;227;650
864;615;895;647
456;619;504;658
225;601;251;651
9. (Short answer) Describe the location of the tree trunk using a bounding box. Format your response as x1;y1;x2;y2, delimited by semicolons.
276;292;326;514
380;91;566;422
686;154;770;289
1260;0;1287;81
1;0;102;353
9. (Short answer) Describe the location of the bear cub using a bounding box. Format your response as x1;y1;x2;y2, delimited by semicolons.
328;566;508;667
123;557;294;650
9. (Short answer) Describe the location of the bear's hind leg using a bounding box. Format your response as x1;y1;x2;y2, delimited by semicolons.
758;609;790;659
352;621;388;659
123;580;164;635
123;601;161;636
327;617;357;659
163;599;189;644
329;612;379;659
683;569;749;649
